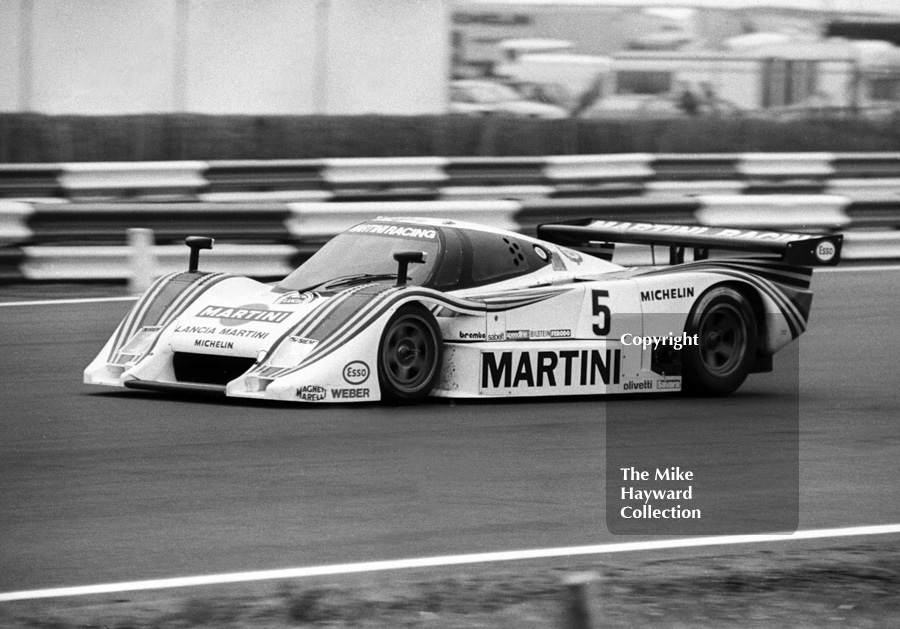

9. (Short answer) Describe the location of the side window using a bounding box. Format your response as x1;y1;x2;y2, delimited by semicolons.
468;231;550;285
431;228;464;288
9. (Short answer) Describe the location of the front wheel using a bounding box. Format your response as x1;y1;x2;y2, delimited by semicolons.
682;286;757;396
377;304;443;403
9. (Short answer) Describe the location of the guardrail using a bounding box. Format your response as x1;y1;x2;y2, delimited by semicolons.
3;153;900;202
1;195;898;282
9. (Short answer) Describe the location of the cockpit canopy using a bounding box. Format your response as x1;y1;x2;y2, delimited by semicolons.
278;220;554;292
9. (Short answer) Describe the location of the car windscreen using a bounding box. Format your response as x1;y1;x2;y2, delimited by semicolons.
277;226;441;292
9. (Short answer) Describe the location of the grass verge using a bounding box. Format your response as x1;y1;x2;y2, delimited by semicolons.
2;541;898;628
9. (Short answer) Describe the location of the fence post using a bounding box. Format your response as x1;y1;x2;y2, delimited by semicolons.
127;228;156;295
562;571;599;629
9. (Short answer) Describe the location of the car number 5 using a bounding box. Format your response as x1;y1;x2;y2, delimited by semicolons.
592;289;611;336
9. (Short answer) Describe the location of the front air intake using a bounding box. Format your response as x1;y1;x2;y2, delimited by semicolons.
172;352;256;386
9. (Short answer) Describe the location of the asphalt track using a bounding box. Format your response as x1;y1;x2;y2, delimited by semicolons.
0;268;898;593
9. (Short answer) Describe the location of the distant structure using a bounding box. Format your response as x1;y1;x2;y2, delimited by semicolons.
827;19;900;46
1;0;449;115
454;1;900;115
451;0;897;77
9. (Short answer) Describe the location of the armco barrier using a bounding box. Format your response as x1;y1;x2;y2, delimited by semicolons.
444;157;547;187
693;195;853;229
322;157;449;192
0;248;27;281
2;195;899;281
0;164;61;198
544;154;655;184
840;231;900;260
4;153;900;201
18;244;299;281
736;152;834;178
0;202;34;245
58;162;208;200
832;153;900;178
25;203;291;245
515;196;701;232
205;160;325;193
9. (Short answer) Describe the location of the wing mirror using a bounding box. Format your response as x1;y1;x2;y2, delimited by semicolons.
185;236;214;272
393;251;426;287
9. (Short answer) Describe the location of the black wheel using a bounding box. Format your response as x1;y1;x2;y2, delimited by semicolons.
377;304;443;403
682;286;757;396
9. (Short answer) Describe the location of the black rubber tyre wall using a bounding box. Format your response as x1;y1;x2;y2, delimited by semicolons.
377;303;444;403
682;285;758;396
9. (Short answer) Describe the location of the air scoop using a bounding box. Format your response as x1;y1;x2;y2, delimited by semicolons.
185;236;214;272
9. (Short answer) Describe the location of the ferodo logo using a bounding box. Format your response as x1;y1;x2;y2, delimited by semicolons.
343;361;370;385
815;240;837;263
198;304;292;327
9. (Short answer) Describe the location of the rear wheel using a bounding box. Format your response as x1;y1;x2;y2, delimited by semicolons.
378;304;443;403
682;286;757;396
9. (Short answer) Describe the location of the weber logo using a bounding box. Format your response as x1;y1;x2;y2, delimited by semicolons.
331;388;370;399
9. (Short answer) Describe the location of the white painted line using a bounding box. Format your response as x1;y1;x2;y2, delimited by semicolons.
0;296;137;308
2;523;898;602
815;264;900;273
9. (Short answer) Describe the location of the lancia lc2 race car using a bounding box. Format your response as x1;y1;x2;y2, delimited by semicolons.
84;217;841;403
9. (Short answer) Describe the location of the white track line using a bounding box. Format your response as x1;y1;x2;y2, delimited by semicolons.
816;264;900;273
0;296;137;308
2;523;898;603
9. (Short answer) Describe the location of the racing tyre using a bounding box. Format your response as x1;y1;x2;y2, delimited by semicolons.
682;286;757;396
377;304;443;403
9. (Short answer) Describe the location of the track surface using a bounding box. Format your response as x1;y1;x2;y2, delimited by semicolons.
1;270;898;592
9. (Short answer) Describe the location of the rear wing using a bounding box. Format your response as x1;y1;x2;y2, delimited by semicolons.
537;219;842;266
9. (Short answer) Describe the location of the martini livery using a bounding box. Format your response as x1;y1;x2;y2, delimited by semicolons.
85;217;841;403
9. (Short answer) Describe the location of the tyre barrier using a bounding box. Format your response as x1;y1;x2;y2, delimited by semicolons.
1;195;898;282
3;153;900;201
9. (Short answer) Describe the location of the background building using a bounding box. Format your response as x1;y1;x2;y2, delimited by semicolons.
0;0;450;115
451;0;898;77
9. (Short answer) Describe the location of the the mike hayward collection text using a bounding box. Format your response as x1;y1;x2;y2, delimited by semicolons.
619;466;701;520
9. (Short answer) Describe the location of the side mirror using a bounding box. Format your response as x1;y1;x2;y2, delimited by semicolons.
393;251;426;287
185;236;214;272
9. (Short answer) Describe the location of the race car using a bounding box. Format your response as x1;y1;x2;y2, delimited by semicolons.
84;216;841;403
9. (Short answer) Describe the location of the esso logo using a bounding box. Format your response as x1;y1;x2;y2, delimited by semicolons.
343;361;370;385
815;241;836;263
